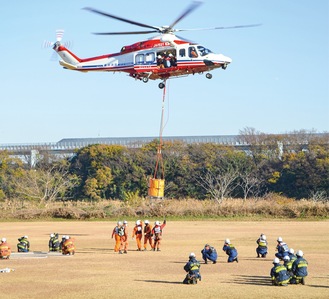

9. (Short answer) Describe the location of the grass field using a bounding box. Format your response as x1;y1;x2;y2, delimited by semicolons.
1;221;328;299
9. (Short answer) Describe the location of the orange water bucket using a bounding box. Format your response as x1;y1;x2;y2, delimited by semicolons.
148;178;165;198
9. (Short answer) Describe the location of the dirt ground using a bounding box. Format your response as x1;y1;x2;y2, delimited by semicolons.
1;220;328;299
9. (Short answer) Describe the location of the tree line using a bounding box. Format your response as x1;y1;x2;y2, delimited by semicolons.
0;129;328;202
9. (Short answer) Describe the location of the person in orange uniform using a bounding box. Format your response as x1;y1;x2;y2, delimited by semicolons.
132;220;143;251
152;219;166;251
0;238;11;259
143;220;153;251
119;220;129;254
112;221;123;252
62;235;75;255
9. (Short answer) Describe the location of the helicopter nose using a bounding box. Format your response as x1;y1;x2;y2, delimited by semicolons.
219;54;232;64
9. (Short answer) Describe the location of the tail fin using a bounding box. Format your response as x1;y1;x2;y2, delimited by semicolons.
53;42;82;68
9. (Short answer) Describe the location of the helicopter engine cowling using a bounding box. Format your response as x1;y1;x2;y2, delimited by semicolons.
160;34;175;44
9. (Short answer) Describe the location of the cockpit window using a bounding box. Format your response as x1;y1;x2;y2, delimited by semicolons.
197;46;212;56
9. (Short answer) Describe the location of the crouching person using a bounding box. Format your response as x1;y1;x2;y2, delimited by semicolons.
49;233;60;252
17;236;30;252
290;250;308;285
183;253;201;285
62;236;75;255
201;244;218;264
270;258;291;286
0;238;11;259
223;239;238;263
256;233;268;258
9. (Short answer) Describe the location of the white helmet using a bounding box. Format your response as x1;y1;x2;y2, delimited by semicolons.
123;220;128;224
1;238;6;242
277;237;283;242
50;233;55;238
117;221;122;226
155;221;160;226
144;220;149;224
261;234;267;240
225;238;230;244
189;252;196;258
289;248;294;254
273;258;280;264
65;236;70;240
296;250;304;257
24;235;28;239
283;255;290;261
136;220;141;225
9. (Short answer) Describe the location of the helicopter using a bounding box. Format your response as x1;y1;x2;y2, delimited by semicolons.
50;1;260;89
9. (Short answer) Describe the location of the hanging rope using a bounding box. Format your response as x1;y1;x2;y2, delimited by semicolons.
153;80;167;180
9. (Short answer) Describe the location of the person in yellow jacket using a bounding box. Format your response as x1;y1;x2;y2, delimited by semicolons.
143;220;153;251
112;221;124;252
132;220;143;251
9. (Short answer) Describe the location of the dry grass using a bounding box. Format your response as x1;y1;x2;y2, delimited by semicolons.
1;221;328;299
0;194;328;220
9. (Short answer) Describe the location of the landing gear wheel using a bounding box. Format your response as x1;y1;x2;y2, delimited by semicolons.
222;63;228;70
158;82;165;89
142;77;149;83
206;73;212;79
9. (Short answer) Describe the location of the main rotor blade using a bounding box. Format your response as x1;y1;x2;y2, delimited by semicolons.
93;30;158;35
83;7;161;31
169;1;203;30
174;23;262;32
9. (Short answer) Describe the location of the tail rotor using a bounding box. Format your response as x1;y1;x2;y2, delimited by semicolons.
43;30;72;60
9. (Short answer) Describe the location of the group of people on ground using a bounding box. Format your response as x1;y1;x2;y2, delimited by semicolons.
49;233;76;255
183;234;308;286
183;239;238;284
270;236;308;286
0;233;75;259
112;219;166;254
254;233;308;286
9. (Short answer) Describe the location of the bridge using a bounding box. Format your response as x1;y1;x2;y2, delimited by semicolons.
0;134;326;166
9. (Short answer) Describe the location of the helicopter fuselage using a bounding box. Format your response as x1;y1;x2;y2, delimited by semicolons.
54;35;232;85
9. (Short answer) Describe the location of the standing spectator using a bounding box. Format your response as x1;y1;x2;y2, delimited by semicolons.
143;220;153;251
152;219;166;251
112;221;124;253
132;220;143;251
222;239;238;263
119;220;129;254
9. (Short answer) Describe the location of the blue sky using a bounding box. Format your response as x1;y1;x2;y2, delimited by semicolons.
1;0;328;144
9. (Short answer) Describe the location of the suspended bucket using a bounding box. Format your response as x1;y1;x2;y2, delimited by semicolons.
148;178;165;199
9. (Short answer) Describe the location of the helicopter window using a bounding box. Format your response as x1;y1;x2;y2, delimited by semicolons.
145;52;155;64
197;46;212;56
135;54;144;64
189;47;198;58
179;49;186;57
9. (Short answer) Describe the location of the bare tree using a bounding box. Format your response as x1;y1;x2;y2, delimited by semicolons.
13;164;79;202
197;168;239;203
238;170;263;200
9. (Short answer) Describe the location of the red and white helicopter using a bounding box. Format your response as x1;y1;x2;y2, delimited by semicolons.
50;1;259;89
